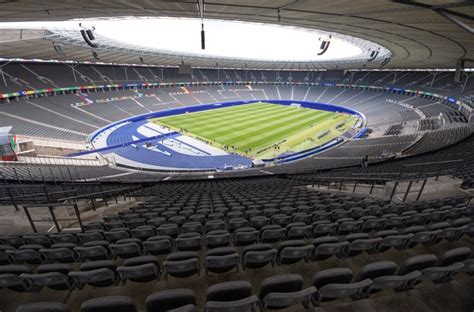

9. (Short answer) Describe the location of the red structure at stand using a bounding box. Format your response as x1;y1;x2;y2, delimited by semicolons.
0;126;17;161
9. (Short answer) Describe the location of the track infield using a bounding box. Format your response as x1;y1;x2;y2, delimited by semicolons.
151;102;356;159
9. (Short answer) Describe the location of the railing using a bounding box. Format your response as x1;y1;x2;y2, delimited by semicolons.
22;203;84;233
348;159;464;180
0;182;143;210
16;155;107;166
290;175;393;196
59;185;141;211
0;185;77;210
288;160;467;203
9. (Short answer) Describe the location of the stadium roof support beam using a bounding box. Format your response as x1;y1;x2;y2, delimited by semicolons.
391;0;474;34
436;10;473;35
251;0;308;21
198;0;205;49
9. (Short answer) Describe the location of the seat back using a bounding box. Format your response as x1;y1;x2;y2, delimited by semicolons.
81;296;137;312
234;228;258;246
260;226;285;243
355;261;397;282
206;231;230;249
0;273;30;290
117;263;160;283
109;243;141;259
164;252;200;278
143;238;172;255
312;242;348;261
50;234;77;244
316;279;373;303
312;268;353;289
206;247;239;274
397;254;438;275
23;235;51;247
69;268;117;288
21;272;75;290
176;233;201;251
437;247;472;266
145;288;196;311
259;274;303;300
74;246;109;261
17;302;71;312
207;280;252;302
40;248;78;263
206;221;226;232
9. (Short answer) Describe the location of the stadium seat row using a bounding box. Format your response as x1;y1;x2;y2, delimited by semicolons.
12;247;474;311
2;221;473;265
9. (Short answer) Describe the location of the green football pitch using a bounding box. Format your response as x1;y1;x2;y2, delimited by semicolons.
151;102;357;159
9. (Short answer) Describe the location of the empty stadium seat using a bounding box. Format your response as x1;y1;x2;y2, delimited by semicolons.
143;236;173;255
241;243;277;270
276;240;313;265
16;302;71;312
0;264;33;292
205;281;259;312
163;251;200;278
81;296;137;312
205;247;239;274
259;274;316;311
69;268;118;289
117;256;161;284
145;288;197;312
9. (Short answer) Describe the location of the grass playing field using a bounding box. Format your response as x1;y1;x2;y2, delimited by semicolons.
152;102;357;159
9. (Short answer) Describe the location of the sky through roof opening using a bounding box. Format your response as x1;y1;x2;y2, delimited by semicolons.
0;17;363;62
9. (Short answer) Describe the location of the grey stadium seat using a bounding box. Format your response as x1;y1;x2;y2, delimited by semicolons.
260;225;285;243
81;296;137;312
312;222;338;237
163;251;200;278
436;247;472;266
7;245;46;264
176;232;201;251
354;261;397;293
50;234;78;244
117;256;161;284
157;224;179;238
182;222;203;234
0;264;33;292
206;230;231;249
233;227;259;246
259;274;316;311
311;241;348;261
145;288;197;312
343;238;382;257
286;223;312;240
69;268;118;289
16;302;71;312
20;271;76;291
109;242;142;259
104;230;130;243
276;240;313;265
205;280;259;312
74;245;111;261
40;247;79;263
312;268;353;291
205;247;239;274
206;220;226;232
241;243;277;270
23;235;51;247
132;226;156;240
313;279;373;304
20;263;74;291
0;245;14;265
397;254;438;276
143;236;173;255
